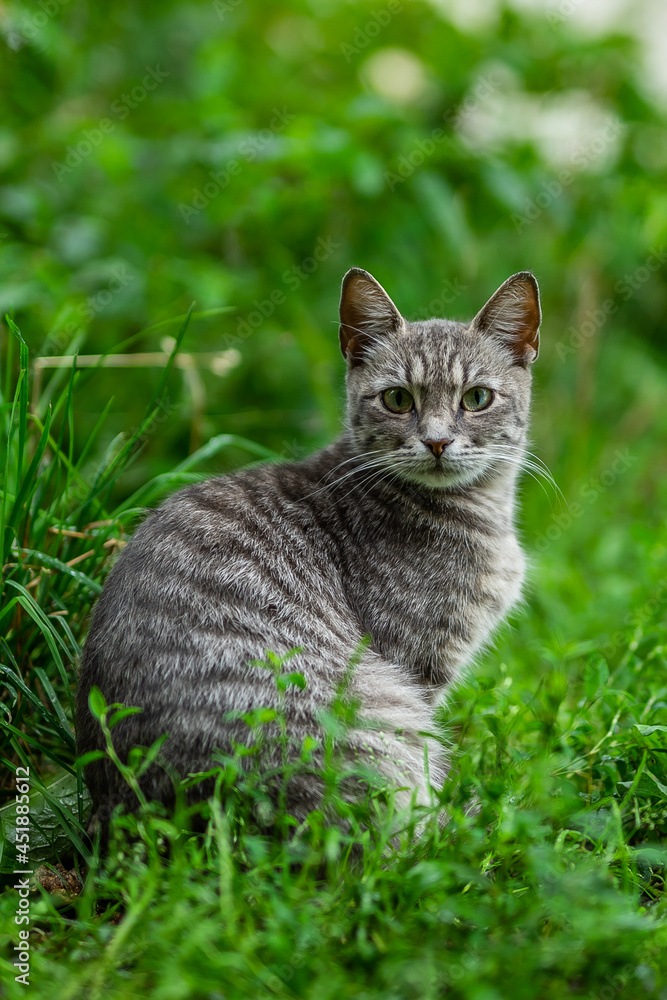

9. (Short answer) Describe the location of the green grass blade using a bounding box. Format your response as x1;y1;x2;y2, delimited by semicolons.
75;306;196;518
0;662;51;721
115;434;283;512
20;548;103;595
7;406;52;531
0;721;76;772
32;666;75;744
0;351;25;566
5;317;29;476
5;581;77;713
49;611;83;659
39;356;78;504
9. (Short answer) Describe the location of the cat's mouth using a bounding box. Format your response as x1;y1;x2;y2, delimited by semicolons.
419;452;462;473
422;462;450;476
401;457;475;489
371;444;483;490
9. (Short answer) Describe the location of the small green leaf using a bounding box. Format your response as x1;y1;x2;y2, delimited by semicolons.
243;707;278;727
76;750;106;767
646;771;667;799
108;706;143;729
136;734;170;776
278;671;307;691
88;686;107;719
584;657;609;701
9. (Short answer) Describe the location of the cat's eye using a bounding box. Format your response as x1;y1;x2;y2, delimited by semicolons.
461;386;493;412
382;387;414;413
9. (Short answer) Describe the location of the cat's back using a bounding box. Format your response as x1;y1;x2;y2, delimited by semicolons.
119;458;328;593
80;448;355;680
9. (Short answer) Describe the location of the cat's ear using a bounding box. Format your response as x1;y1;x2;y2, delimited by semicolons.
472;272;541;365
339;267;403;366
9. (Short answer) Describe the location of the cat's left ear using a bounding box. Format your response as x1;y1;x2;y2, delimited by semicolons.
339;267;403;367
472;272;541;365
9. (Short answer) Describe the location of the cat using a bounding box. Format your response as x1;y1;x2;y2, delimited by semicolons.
76;267;541;831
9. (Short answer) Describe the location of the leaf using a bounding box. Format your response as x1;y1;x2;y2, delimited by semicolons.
584;657;609;701
243;707;278;727
135;733;170;777
484;716;502;738
646;771;667;799
108;706;143;729
0;771;92;873
76;750;106;767
277;671;307;692
617;770;667;802
88;686;107;719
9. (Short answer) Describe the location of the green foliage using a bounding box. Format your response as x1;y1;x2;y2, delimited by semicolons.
0;316;666;997
0;323;281;864
1;0;667;996
1;0;666;464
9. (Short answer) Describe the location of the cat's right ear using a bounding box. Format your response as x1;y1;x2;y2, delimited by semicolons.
472;271;541;365
339;268;403;367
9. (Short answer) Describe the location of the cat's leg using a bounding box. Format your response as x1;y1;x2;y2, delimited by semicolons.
348;651;448;810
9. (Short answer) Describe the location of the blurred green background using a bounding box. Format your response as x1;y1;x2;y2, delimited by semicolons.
1;0;666;632
2;6;667;993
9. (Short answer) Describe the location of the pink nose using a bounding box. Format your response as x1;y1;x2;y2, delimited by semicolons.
422;439;452;458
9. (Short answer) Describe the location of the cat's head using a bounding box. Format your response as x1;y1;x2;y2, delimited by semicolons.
339;268;540;490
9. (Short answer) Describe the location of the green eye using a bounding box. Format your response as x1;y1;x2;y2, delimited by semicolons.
461;386;493;412
382;387;414;414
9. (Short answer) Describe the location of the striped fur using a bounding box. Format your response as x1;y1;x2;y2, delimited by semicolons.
77;268;540;825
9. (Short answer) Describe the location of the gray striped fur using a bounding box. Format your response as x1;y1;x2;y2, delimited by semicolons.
77;268;541;825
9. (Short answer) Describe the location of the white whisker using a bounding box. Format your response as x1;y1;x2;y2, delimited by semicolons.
486;443;564;503
485;452;561;504
334;462;407;506
299;454;397;501
308;448;386;490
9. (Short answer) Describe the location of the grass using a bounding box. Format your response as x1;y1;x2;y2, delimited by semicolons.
1;315;667;1000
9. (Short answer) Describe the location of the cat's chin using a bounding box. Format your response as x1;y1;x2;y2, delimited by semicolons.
400;465;482;491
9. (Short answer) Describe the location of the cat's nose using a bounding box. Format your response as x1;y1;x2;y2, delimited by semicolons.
421;439;452;458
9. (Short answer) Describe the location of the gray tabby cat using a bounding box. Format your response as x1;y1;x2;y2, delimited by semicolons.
77;267;541;828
